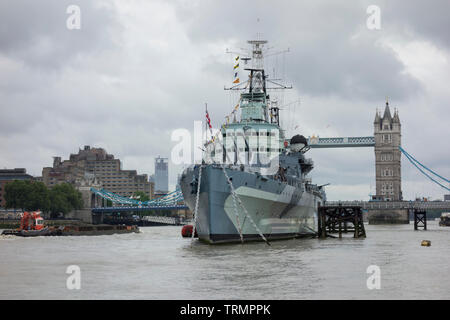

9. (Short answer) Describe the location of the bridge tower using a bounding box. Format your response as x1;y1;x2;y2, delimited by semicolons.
374;101;402;201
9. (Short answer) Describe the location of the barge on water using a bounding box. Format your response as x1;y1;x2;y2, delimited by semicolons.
1;211;139;237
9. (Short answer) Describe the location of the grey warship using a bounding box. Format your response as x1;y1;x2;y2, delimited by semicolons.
180;40;326;244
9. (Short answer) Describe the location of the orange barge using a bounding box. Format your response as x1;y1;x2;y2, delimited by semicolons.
1;211;139;237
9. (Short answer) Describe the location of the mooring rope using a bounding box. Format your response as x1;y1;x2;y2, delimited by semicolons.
221;165;271;246
191;165;203;244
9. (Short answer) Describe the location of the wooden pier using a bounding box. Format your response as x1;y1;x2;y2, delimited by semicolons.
318;205;366;239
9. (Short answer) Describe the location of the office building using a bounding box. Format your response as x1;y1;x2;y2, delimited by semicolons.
42;145;154;199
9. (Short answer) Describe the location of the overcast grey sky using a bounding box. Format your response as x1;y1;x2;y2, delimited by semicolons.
0;0;449;200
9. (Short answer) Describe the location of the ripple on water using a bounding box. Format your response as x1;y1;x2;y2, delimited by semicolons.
0;223;449;299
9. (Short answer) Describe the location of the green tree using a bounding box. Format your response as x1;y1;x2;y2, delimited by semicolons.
27;181;51;212
49;190;71;217
49;183;83;217
5;180;50;211
4;180;23;209
133;191;150;202
5;180;83;218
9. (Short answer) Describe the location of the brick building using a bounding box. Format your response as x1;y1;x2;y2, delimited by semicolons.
42;146;154;199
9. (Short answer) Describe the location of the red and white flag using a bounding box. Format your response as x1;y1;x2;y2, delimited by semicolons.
206;110;212;129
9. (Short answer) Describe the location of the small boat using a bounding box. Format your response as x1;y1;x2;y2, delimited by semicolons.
1;211;48;237
18;227;51;237
439;212;450;227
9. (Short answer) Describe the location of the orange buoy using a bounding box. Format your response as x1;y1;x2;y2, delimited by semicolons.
181;225;198;238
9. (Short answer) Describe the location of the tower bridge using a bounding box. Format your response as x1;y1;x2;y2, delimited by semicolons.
308;101;449;223
87;101;449;225
309;101;402;202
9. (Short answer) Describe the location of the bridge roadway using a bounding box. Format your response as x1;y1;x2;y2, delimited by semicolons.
308;136;375;148
142;215;189;226
92;201;450;215
91;200;450;213
325;200;450;210
91;205;189;213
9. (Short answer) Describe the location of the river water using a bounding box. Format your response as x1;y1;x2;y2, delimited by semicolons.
0;221;449;300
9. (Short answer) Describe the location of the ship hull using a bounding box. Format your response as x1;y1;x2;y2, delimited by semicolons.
180;165;323;244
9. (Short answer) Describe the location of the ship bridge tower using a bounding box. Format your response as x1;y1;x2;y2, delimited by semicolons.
374;100;402;201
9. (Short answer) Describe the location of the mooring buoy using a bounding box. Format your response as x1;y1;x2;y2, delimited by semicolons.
421;240;431;246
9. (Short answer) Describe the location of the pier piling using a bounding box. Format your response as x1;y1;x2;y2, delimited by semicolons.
413;209;427;230
318;205;366;239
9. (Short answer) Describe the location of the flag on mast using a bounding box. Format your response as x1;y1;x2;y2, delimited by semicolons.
205;109;212;129
233;56;240;84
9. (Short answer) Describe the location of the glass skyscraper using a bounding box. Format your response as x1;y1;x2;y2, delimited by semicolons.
154;156;168;193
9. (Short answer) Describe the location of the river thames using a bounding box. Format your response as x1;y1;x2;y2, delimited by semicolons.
1;221;449;300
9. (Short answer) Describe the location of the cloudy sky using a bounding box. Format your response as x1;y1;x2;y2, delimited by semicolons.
0;0;449;200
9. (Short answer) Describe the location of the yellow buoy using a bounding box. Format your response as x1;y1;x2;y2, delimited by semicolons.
421;240;431;246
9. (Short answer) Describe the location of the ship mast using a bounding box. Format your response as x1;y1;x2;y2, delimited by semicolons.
224;40;292;127
247;40;267;94
225;40;291;92
247;40;280;125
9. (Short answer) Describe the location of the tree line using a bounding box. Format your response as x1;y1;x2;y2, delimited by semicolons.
4;180;84;218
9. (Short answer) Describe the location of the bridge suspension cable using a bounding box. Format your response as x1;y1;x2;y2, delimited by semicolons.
399;147;449;183
399;146;450;192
